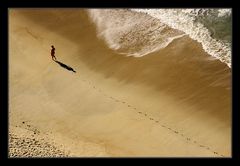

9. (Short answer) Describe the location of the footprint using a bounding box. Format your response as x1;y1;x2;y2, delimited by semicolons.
133;108;137;110
155;121;159;123
186;138;191;141
174;131;179;134
150;118;154;120
144;114;147;116
128;105;131;107
138;112;142;114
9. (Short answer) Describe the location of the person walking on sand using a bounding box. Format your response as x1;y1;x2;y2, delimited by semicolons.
51;45;57;61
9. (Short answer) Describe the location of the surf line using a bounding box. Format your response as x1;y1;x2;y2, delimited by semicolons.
79;77;225;157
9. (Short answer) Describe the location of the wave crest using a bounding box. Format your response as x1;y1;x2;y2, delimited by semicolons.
131;9;231;68
87;9;185;57
87;9;231;68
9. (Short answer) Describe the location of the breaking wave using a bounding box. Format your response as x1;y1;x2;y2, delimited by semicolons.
87;9;231;68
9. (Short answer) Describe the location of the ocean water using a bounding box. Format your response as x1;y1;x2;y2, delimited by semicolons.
87;9;231;68
9;9;231;157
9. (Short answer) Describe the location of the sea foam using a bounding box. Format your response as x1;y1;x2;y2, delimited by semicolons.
87;9;185;57
131;9;231;68
87;9;231;68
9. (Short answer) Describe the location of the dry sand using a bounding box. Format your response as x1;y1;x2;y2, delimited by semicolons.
9;9;231;157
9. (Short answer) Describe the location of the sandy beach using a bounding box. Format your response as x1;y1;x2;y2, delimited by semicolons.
9;9;231;157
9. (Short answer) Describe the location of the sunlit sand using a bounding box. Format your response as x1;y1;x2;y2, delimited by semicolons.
9;9;231;157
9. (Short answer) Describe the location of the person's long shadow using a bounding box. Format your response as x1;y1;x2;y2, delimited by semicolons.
54;60;76;73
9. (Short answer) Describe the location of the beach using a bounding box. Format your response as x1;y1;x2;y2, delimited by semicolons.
9;9;231;157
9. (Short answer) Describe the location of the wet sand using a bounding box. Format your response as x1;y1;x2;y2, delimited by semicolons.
9;9;231;157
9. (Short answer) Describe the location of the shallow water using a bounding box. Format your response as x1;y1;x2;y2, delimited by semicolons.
9;9;231;157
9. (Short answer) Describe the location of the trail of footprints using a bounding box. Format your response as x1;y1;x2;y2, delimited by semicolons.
80;77;225;157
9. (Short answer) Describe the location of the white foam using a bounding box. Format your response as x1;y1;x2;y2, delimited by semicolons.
87;9;185;57
87;9;231;68
217;9;231;17
131;9;231;68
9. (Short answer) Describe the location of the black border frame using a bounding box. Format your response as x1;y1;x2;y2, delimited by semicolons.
1;0;239;160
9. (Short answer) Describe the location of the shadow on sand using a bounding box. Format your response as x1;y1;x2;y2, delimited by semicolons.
54;60;76;73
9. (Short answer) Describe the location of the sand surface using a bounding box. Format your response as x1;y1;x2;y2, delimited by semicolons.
9;9;231;157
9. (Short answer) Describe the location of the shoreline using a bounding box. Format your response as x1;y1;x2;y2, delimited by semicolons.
9;9;231;157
